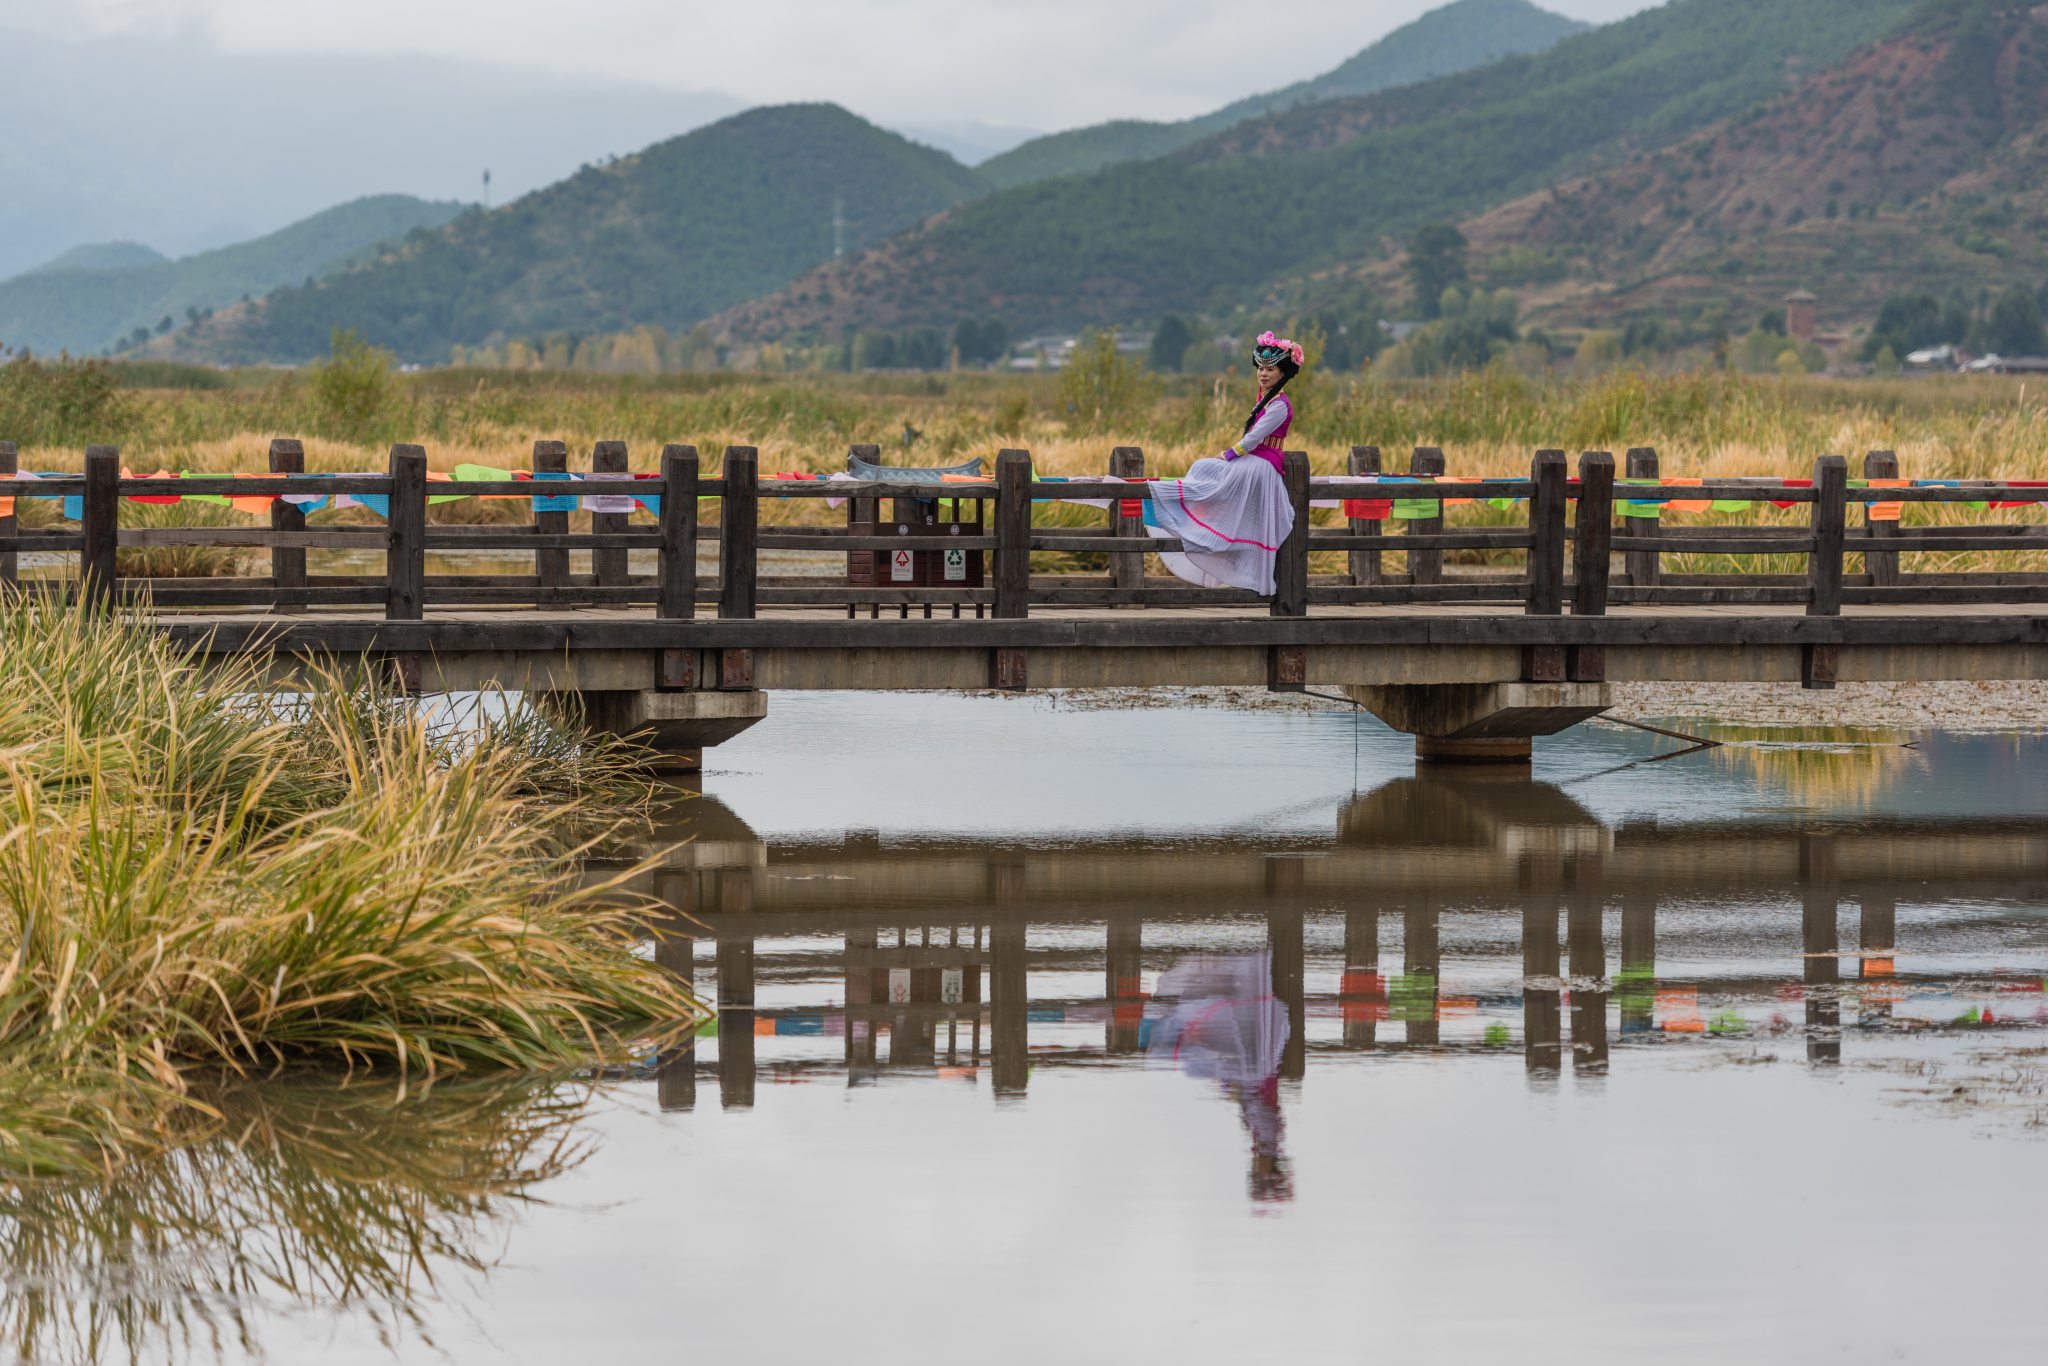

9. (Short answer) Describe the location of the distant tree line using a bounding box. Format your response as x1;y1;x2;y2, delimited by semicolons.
1860;283;2048;363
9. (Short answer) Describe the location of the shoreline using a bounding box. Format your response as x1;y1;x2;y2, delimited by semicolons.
959;679;2048;733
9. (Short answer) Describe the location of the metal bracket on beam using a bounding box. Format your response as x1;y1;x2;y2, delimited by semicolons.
659;648;695;690
1567;644;1605;683
991;648;1027;691
1802;643;1839;691
1522;644;1566;682
1268;643;1306;692
387;651;423;694
719;648;754;690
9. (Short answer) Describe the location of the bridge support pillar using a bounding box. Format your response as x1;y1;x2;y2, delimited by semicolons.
544;689;769;772
1342;681;1612;764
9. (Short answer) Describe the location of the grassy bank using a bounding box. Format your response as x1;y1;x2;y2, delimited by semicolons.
0;595;705;1176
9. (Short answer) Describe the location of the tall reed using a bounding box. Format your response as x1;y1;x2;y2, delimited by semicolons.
0;596;705;1175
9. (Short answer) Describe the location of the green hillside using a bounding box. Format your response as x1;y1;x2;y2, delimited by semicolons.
976;0;1587;189
0;195;464;357
205;105;989;365
719;0;1923;340
21;242;166;274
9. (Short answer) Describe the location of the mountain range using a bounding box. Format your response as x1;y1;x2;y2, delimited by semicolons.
79;0;2048;369
121;0;1594;365
0;196;464;357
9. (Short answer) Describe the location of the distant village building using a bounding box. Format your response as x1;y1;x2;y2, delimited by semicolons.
1785;289;1818;342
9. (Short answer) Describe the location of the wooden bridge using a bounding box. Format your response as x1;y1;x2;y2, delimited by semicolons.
3;438;2044;763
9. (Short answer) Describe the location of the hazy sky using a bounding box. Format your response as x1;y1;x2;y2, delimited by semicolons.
10;0;1667;130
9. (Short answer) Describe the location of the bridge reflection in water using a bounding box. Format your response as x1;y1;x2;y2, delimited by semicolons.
610;769;2048;1122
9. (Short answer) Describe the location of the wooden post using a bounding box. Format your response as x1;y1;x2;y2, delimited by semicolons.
268;438;306;614
1526;449;1566;616
1407;446;1445;585
1863;449;1899;587
0;441;16;594
1347;445;1381;586
385;444;427;621
82;446;119;613
591;439;629;590
1807;453;1847;618
1271;450;1310;617
532;439;569;591
1109;445;1145;600
658;445;699;619
846;443;880;617
718;446;758;620
994;448;1032;619
1572;451;1614;617
1622;446;1660;589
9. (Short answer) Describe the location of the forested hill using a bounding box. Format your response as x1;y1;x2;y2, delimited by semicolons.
194;105;990;365
976;0;1586;190
714;0;1922;342
0;195;463;357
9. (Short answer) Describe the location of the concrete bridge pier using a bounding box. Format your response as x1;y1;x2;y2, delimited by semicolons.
543;688;768;772
1341;681;1613;763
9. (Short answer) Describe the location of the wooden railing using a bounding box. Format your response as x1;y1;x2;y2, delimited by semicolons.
2;439;2044;621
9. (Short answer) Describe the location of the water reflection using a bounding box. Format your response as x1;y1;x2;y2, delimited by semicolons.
1147;953;1292;1206
0;1076;589;1366
612;763;2048;1179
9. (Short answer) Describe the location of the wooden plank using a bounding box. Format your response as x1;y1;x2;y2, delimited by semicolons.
764;587;995;605
0;536;85;553
757;479;997;499
1347;445;1382;587
532;440;569;591
1843;585;2048;604
420;586;659;605
119;529;390;548
1623;447;1660;588
1863;450;1900;588
421;533;663;550
1314;584;1531;604
117;476;393;496
0;440;16;593
385;445;427;621
1526;450;1566;616
659;445;699;620
83;446;119;612
152;613;2048;656
591;440;630;589
1607;586;1815;604
1031;587;1265;606
1840;534;2048;552
1572;451;1614;617
1406;447;1446;586
773;534;1000;551
1032;536;1181;553
995;449;1031;619
119;586;387;606
1611;535;1819;553
1110;446;1146;598
718;446;758;620
1310;531;1535;551
269;439;308;614
1808;454;1848;617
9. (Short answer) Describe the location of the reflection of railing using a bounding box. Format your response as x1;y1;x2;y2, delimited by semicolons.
5;441;2044;621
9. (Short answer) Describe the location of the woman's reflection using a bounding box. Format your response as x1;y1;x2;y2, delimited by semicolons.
1145;953;1294;1206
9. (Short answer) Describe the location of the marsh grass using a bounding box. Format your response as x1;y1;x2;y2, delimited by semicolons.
0;596;705;1175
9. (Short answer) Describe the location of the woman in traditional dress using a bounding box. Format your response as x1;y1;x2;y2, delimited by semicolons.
1145;331;1303;595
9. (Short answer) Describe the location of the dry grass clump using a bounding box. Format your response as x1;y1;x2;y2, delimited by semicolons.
0;596;704;1176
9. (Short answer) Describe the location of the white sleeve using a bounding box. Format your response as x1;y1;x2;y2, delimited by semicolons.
1232;395;1290;453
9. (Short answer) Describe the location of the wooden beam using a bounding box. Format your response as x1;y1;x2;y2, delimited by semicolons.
995;449;1032;619
1407;446;1446;585
718;446;759;620
1526;449;1566;616
591;439;630;591
659;444;699;620
1623;447;1660;589
82;446;119;613
1347;445;1382;587
1808;454;1848;617
385;444;427;621
1109;446;1145;599
533;440;569;591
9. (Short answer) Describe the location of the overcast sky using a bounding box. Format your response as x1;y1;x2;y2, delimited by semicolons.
9;0;1667;131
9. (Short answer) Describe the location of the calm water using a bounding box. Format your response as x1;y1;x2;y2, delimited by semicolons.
8;695;2048;1365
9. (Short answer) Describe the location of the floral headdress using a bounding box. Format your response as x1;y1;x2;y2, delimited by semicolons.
1251;331;1304;367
